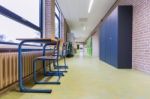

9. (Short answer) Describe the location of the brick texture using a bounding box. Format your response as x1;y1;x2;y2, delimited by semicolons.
45;0;69;42
93;0;150;73
45;0;55;38
118;0;150;73
61;15;65;42
61;15;70;42
64;19;70;42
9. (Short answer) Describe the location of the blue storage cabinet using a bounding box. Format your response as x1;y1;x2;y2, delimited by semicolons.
99;6;132;68
99;23;105;61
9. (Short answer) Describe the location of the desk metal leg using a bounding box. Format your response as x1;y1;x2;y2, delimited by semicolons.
43;61;64;76
33;59;61;85
53;57;68;73
43;43;66;76
45;71;64;76
18;41;52;93
20;87;52;93
44;60;64;76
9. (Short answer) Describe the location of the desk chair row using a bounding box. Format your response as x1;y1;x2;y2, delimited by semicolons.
32;41;68;93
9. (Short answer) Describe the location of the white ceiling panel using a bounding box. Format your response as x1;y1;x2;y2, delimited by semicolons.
57;0;117;42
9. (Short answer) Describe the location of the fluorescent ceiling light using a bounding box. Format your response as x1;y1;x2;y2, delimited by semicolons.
88;0;94;13
83;26;86;31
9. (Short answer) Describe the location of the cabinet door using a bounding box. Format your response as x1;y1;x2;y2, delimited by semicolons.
103;19;107;62
100;23;105;61
105;16;112;64
118;6;132;68
103;21;108;62
110;7;118;67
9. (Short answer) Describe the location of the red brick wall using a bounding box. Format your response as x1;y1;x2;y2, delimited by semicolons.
61;14;68;42
118;0;150;73
61;15;65;41
45;0;69;42
45;0;55;38
92;0;150;73
64;19;70;42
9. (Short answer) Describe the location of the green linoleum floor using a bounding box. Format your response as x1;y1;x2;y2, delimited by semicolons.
1;54;150;99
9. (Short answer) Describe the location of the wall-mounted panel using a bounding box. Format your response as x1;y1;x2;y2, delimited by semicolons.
99;6;132;68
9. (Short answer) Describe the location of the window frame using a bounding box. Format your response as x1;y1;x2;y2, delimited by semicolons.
55;2;61;38
0;0;43;46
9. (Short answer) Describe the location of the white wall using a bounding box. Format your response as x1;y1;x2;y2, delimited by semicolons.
92;31;99;57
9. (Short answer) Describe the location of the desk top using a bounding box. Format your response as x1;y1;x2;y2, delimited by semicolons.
17;38;57;42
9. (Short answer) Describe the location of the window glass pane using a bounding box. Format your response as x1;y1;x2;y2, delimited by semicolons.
0;15;40;43
0;0;39;26
55;6;60;16
55;4;61;38
55;17;59;38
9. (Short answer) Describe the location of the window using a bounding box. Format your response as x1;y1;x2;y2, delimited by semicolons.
0;0;42;44
55;3;61;38
0;15;40;43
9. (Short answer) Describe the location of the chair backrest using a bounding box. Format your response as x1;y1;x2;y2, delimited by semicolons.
52;38;60;59
62;43;67;56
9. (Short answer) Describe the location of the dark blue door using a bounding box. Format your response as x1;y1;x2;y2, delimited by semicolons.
110;7;118;67
100;23;105;61
104;16;110;64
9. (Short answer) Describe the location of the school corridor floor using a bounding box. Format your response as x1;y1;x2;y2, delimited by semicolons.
1;54;150;99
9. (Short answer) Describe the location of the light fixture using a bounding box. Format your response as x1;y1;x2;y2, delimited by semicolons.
83;26;86;31
88;0;94;13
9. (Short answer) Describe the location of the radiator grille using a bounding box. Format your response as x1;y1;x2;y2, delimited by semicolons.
0;51;45;90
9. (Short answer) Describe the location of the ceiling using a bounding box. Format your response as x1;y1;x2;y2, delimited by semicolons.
57;0;117;42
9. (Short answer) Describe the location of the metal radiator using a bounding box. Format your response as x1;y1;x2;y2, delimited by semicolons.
0;51;44;90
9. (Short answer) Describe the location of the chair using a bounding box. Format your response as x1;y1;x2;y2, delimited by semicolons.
33;39;62;84
53;43;68;72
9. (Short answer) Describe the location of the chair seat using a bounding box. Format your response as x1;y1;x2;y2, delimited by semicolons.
36;56;57;60
52;54;64;57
